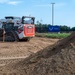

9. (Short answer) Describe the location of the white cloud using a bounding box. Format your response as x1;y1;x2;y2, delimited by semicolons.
0;0;22;5
8;1;21;5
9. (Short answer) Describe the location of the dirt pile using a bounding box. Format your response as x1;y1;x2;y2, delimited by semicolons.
0;32;75;75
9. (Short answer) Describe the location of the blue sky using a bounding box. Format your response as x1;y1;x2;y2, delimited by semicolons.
0;0;75;27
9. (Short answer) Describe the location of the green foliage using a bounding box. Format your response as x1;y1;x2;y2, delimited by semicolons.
35;23;75;32
60;25;71;32
36;33;70;39
45;33;70;38
71;27;75;31
35;24;50;33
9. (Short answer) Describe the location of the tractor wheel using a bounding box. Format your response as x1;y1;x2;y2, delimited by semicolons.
11;31;19;42
5;32;15;42
5;31;19;42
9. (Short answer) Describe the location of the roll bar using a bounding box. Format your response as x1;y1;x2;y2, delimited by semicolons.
22;16;35;24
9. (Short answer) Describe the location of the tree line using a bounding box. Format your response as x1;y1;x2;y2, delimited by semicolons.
35;24;75;33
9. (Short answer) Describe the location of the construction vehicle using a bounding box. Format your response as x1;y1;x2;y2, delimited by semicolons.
0;16;35;42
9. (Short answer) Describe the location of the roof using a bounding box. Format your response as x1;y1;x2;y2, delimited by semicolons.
5;16;21;19
22;16;35;19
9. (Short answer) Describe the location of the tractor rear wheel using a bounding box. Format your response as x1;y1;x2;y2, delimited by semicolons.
5;32;15;42
5;31;19;42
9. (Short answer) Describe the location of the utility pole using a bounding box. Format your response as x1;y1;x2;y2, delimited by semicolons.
51;3;55;26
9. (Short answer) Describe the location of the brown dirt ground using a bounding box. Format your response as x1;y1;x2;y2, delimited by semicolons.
0;32;75;75
0;37;58;66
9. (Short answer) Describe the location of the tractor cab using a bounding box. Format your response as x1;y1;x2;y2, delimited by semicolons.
1;18;18;32
5;16;21;24
2;22;14;32
22;16;35;24
21;16;35;37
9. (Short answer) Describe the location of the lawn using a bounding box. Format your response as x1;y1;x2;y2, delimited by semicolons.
35;33;71;39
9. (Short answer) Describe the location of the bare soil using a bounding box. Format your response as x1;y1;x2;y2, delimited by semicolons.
0;32;75;75
0;37;58;66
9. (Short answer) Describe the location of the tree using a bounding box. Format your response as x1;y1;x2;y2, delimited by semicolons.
71;27;75;31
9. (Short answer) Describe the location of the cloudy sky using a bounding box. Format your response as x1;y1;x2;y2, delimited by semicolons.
0;0;75;27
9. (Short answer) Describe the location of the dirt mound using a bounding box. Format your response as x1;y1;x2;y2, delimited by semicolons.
0;32;75;75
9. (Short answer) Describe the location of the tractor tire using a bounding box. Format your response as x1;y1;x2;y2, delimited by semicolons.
5;31;19;42
11;31;19;42
5;32;15;42
0;29;4;41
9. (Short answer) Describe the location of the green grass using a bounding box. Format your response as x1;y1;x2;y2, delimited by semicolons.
36;33;71;39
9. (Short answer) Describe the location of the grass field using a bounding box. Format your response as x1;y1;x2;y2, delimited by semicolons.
36;33;71;39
